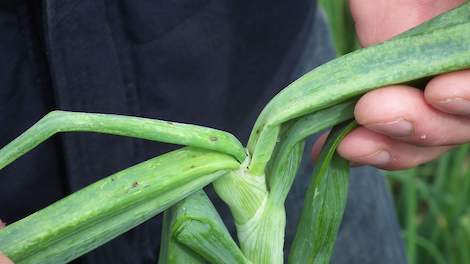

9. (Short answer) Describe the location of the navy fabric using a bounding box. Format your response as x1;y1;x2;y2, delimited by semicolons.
0;0;406;263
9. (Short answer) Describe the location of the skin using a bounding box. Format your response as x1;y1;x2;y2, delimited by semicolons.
0;252;12;264
314;0;468;170
0;220;12;264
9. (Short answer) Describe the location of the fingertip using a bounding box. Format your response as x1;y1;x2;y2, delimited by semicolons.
337;127;389;165
354;86;420;126
425;70;470;115
338;127;453;170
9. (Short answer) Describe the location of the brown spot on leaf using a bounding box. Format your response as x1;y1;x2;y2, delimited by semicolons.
209;136;218;142
132;181;139;188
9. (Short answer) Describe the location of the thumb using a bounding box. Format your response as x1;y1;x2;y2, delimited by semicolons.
349;0;464;47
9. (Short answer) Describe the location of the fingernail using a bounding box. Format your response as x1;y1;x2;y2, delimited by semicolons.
367;118;413;137
437;97;470;114
363;150;391;166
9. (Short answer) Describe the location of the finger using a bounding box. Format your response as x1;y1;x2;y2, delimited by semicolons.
311;132;329;161
425;69;470;115
338;127;453;170
0;220;13;264
0;252;13;264
354;85;470;146
349;0;464;46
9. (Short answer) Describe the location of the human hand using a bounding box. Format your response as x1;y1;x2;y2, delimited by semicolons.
0;252;12;264
313;0;468;170
0;220;13;264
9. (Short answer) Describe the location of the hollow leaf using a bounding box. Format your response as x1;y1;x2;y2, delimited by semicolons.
158;210;206;264
171;190;250;264
0;147;239;264
0;111;246;170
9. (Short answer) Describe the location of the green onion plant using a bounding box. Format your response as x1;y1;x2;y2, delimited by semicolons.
1;2;470;264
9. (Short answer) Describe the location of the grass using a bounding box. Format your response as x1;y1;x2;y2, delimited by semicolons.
387;145;470;264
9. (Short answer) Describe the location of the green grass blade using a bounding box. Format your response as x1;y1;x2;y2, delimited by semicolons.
0;110;246;170
402;168;418;264
459;216;470;263
171;190;251;264
0;147;239;264
319;0;359;56
448;144;470;221
408;233;446;264
289;121;356;264
433;152;451;193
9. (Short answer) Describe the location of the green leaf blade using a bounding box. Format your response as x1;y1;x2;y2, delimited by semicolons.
0;147;239;264
0;111;246;171
289;122;356;264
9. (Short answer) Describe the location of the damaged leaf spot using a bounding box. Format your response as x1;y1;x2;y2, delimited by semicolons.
209;136;218;142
